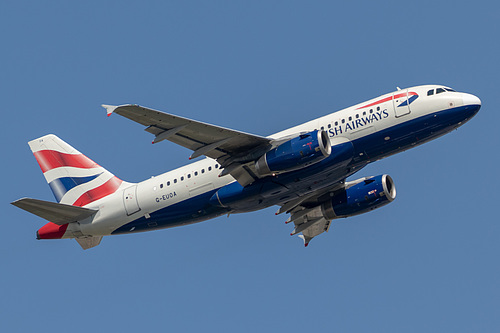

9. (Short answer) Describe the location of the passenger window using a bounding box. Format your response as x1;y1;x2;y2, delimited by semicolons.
427;89;434;96
180;176;184;181
195;171;198;176
167;181;170;186
174;179;177;184
355;114;359;119
208;166;212;171
363;111;366;116
160;184;163;189
341;119;345;124
202;169;205;174
188;174;191;179
369;109;373;114
215;164;219;169
321;126;324;130
335;121;338;126
436;88;445;94
328;124;331;129
348;116;352;121
377;106;380;111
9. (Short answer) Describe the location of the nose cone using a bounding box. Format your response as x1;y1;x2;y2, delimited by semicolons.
462;93;481;108
461;93;481;119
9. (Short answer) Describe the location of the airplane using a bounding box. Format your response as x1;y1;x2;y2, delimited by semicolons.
11;85;481;249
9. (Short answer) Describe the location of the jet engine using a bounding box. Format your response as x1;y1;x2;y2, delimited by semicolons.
328;174;396;218
286;174;396;245
255;130;331;177
291;174;397;223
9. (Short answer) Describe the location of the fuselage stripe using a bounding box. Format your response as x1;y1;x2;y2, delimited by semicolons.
355;92;418;110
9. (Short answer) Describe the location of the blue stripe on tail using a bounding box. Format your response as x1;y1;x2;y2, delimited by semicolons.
48;174;102;202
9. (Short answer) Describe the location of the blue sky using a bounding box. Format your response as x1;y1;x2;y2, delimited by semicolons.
2;1;499;332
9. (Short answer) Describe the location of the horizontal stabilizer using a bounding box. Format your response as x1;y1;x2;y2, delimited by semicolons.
11;198;98;225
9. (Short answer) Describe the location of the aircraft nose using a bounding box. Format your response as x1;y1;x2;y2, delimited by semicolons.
462;93;481;107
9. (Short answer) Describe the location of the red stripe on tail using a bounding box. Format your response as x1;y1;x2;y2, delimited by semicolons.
72;176;123;207
34;150;98;173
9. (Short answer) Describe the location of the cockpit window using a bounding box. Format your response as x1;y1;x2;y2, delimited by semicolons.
436;88;446;94
427;89;434;96
444;88;456;92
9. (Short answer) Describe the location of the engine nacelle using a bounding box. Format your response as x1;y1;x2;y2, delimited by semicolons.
327;174;396;218
255;130;331;177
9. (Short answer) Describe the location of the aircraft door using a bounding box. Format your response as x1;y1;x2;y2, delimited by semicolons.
393;89;411;117
123;185;141;216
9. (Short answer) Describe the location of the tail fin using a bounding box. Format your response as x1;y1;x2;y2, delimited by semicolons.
29;134;123;206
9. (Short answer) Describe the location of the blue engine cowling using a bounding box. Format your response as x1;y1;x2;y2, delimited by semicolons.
255;130;331;177
325;174;397;218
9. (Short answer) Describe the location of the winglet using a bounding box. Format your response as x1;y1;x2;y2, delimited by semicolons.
102;104;119;117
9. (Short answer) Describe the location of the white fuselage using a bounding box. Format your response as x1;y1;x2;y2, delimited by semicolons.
75;85;480;237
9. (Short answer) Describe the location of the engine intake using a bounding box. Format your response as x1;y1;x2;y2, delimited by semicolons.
255;130;331;177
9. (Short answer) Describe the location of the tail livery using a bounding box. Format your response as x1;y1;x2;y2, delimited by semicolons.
13;134;124;249
29;134;122;206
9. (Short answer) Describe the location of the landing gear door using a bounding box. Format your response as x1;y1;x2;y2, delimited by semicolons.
123;185;141;216
393;89;411;118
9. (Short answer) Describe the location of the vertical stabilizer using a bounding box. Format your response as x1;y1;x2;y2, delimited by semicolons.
29;134;123;206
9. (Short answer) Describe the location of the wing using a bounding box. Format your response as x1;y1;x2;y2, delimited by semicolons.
277;177;369;246
277;184;341;247
103;104;272;186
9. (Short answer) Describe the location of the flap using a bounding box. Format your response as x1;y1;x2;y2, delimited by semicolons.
277;181;347;246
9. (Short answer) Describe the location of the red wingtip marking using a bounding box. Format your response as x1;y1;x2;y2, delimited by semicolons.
305;243;309;247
